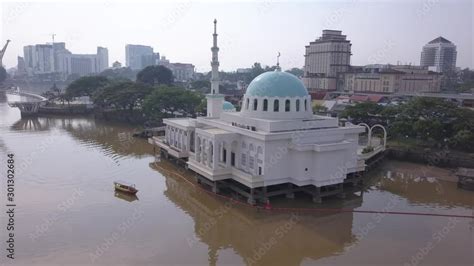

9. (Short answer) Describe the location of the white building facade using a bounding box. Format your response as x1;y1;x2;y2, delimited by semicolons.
23;43;109;78
150;21;364;202
420;37;457;73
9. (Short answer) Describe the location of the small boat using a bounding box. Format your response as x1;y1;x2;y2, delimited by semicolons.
114;181;138;194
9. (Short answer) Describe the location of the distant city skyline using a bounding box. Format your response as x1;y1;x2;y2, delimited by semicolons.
1;0;472;72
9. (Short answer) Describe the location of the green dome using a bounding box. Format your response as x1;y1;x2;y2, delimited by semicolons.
223;101;235;110
245;71;308;98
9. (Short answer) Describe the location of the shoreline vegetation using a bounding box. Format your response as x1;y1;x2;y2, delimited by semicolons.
341;99;474;167
32;65;474;167
40;65;206;127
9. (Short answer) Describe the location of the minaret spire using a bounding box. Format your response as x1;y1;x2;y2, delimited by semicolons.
211;18;220;94
206;19;224;118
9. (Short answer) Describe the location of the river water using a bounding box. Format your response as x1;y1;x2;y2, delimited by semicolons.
0;94;473;265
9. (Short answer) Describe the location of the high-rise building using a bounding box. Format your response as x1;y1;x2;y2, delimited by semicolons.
23;44;55;75
125;44;154;70
420;37;457;73
23;45;35;75
141;53;160;68
52;42;71;75
96;47;109;72
22;42;109;78
63;54;100;76
302;30;352;91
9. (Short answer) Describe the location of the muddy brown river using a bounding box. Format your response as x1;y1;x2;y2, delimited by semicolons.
1;94;473;265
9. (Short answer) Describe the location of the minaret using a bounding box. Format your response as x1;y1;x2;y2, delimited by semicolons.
211;19;219;94
206;19;224;118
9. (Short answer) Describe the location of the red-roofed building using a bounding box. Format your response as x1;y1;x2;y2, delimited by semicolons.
309;91;327;100
349;94;388;103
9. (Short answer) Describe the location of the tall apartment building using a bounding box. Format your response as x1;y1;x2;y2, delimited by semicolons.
23;44;55;75
51;42;71;75
302;30;352;91
125;44;159;70
342;64;442;94
22;43;108;78
420;37;457;73
96;47;109;72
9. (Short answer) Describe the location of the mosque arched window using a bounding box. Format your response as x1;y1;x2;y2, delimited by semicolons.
285;99;290;112
253;99;258;111
304;99;308;111
273;99;279;112
246;98;249;110
263;99;268;111
296;99;300;112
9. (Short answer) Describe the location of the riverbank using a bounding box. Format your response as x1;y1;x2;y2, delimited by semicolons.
39;104;93;115
94;109;149;125
35;104;149;125
1;100;473;265
387;144;474;168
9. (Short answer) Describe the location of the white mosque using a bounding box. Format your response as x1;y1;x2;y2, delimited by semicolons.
150;20;365;203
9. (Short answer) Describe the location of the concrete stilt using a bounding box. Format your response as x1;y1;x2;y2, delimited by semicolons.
312;187;322;203
212;182;219;193
262;186;269;203
247;188;256;205
286;183;295;199
337;184;346;199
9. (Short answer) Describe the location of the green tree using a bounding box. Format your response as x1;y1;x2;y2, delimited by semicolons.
136;65;174;86
99;67;138;81
344;97;474;151
41;83;62;101
456;68;474;93
66;76;110;98
250;62;265;81
341;102;384;123
312;103;327;114
189;80;211;93
450;130;474;152
0;66;7;83
93;81;152;111
285;67;304;77
143;86;203;119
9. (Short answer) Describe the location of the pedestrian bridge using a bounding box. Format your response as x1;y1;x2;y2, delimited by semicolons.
356;123;387;170
7;90;47;117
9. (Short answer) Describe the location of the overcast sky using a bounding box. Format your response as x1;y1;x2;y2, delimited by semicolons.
1;0;472;72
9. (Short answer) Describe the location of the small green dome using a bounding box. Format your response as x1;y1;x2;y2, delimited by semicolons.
245;71;308;98
223;101;235;111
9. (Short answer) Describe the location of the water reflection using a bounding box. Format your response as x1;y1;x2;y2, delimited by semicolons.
114;191;139;202
11;117;50;131
2;100;473;265
9;116;152;158
377;161;473;208
151;160;358;266
0;91;7;102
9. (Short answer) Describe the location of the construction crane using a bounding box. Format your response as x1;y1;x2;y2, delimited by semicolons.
0;40;11;67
